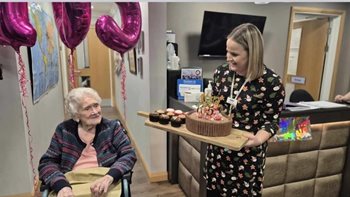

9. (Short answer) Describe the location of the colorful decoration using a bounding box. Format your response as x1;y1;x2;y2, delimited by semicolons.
273;116;312;142
52;2;91;88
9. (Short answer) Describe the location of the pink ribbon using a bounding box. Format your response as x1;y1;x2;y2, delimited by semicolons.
69;49;76;89
17;52;37;185
121;58;127;118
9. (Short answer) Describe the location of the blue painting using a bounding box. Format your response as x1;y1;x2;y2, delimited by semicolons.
29;3;59;103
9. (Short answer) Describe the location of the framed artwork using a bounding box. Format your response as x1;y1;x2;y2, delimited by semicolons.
128;48;137;75
137;56;143;79
28;3;59;103
137;31;144;54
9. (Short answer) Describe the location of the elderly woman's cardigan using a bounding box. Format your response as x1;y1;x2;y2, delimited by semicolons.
38;118;137;193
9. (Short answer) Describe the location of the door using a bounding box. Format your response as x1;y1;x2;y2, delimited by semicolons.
72;27;112;106
286;17;330;101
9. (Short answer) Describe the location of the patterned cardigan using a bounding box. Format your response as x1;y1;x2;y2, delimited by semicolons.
38;118;137;193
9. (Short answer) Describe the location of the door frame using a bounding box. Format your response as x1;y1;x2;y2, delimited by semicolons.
283;6;346;100
59;32;114;106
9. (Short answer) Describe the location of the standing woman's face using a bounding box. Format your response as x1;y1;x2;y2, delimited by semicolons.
226;39;248;76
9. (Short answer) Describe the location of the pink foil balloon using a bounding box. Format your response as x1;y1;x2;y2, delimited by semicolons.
0;2;37;52
95;2;142;55
0;6;10;46
52;2;91;50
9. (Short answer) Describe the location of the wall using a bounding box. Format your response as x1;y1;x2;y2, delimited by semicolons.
113;2;167;178
336;4;350;95
167;2;350;94
0;3;65;195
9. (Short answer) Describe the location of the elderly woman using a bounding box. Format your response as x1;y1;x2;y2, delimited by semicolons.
38;87;136;197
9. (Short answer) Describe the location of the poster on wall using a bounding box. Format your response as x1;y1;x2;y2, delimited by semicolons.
28;3;59;103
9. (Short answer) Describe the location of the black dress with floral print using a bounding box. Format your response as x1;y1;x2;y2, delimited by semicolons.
204;63;285;197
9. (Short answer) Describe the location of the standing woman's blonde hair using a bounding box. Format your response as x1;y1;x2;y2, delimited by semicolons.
227;23;264;81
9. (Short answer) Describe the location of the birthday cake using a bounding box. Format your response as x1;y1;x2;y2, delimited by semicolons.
185;94;231;137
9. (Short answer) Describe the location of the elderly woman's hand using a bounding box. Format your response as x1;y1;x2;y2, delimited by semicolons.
57;187;74;197
90;175;114;197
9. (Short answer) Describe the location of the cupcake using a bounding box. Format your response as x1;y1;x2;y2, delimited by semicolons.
149;112;160;122
166;108;175;113
178;114;186;124
174;110;183;115
167;112;175;118
170;116;182;128
156;109;165;114
159;114;170;125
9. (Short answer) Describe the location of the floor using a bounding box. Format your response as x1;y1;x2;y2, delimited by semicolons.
102;107;186;197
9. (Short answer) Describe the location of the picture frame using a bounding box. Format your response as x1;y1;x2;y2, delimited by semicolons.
128;48;137;75
137;31;144;54
137;56;143;79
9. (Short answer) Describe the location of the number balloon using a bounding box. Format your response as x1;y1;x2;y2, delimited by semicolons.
52;2;91;50
95;2;142;55
0;2;37;52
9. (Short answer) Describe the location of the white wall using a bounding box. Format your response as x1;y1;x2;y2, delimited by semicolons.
167;2;350;93
113;2;167;175
0;3;65;195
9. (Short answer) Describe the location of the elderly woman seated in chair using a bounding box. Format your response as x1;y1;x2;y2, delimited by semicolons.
38;87;136;197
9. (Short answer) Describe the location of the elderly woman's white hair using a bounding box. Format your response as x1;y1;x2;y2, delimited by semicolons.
65;87;102;120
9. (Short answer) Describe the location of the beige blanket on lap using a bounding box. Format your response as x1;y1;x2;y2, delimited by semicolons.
49;167;121;197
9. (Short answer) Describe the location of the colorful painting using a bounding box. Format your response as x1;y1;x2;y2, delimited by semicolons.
272;116;312;142
29;3;59;103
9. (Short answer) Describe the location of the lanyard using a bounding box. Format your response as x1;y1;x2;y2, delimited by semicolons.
228;73;248;116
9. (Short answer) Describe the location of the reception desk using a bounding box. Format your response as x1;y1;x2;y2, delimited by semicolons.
167;97;350;197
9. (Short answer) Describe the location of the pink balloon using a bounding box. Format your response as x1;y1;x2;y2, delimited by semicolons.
95;2;142;55
0;2;37;52
52;2;91;50
0;6;10;45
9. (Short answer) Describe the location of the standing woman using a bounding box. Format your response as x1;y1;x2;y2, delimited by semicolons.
204;23;285;196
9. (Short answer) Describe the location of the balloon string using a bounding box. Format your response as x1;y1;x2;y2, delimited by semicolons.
69;49;75;89
17;53;28;97
21;96;37;189
17;52;37;188
121;58;127;118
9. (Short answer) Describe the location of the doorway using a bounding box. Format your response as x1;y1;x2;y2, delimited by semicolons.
283;6;346;101
60;27;113;107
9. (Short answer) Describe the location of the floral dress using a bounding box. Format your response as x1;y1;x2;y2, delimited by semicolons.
204;63;285;197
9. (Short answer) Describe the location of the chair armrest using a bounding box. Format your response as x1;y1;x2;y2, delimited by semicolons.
41;189;49;197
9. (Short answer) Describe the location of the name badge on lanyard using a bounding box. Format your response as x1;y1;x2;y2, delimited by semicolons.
226;97;237;108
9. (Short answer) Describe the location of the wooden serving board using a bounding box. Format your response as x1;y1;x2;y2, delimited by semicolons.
137;111;249;151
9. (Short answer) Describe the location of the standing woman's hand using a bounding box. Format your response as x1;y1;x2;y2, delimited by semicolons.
90;175;114;197
57;187;74;197
243;132;263;147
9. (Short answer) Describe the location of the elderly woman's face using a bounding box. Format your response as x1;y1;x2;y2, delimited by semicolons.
226;39;248;76
77;96;102;127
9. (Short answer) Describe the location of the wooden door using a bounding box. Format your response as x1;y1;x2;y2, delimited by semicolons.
287;18;329;100
73;27;111;104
